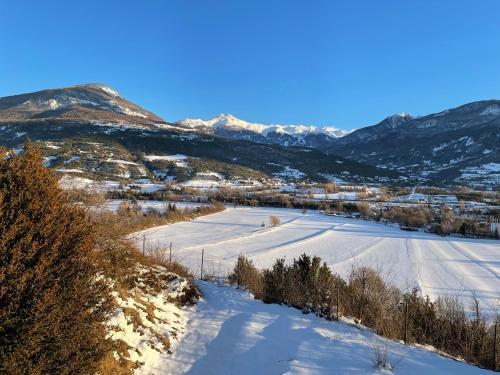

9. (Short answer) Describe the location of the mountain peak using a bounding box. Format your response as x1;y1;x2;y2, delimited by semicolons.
176;114;350;140
0;84;162;123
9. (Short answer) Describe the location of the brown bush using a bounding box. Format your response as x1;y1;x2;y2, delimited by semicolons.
269;215;281;226
0;143;113;375
228;255;263;299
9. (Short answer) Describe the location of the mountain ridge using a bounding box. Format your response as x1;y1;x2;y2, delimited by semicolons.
0;84;399;184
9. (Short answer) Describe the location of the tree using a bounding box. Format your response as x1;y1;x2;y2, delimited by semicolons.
0;143;112;374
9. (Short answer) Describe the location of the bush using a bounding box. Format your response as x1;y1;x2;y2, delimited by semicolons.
0;143;113;375
228;255;263;298
236;252;499;370
269;215;281;226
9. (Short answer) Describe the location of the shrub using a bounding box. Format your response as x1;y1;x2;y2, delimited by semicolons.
228;255;263;298
0;143;113;375
269;215;281;226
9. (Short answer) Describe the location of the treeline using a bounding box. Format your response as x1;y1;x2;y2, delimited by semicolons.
229;254;499;370
94;200;225;238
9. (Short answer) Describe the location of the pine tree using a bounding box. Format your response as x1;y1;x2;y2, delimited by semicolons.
0;143;112;374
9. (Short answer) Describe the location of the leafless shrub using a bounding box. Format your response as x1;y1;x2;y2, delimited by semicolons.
372;344;393;371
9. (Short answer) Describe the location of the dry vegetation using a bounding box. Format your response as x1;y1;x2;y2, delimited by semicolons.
229;254;500;370
0;143;203;374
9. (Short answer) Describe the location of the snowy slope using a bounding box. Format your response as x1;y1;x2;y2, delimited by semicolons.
134;207;500;317
162;281;490;375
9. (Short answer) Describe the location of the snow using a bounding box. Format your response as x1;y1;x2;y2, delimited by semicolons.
145;154;188;167
43;156;57;167
432;143;448;154
64;156;80;164
120;106;148;119
107;265;190;374
273;166;306;179
310;192;357;200
59;175;120;191
480;104;500;116
56;168;84;173
161;281;490;374
134;207;500;317
145;154;188;162
105;159;138;165
459;163;500;187
46;98;60;109
177;114;351;139
100;85;120;98
103;199;207;213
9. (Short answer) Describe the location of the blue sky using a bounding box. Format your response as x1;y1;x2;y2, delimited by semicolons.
1;1;499;129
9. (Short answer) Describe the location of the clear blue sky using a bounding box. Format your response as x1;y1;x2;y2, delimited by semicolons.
1;1;499;129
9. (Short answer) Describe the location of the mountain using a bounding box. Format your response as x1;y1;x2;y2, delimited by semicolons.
0;83;164;125
176;104;499;189
175;114;350;148
0;84;398;184
326;101;500;189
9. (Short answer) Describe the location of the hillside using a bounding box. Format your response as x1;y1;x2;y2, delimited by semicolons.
326;101;500;189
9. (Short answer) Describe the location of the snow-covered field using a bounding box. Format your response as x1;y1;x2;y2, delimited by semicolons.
103;199;207;214
134;207;500;316
163;281;490;374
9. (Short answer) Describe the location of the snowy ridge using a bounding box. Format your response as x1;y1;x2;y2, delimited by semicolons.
177;114;350;138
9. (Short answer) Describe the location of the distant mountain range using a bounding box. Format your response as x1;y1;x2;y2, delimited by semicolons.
0;84;498;188
175;114;349;148
0;84;397;184
175;103;499;189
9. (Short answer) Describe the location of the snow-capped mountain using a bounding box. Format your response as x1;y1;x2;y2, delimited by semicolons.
175;114;350;148
0;83;164;124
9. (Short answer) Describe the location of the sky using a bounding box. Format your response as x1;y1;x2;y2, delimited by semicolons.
1;0;499;130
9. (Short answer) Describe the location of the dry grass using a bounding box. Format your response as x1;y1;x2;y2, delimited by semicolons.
99;340;138;375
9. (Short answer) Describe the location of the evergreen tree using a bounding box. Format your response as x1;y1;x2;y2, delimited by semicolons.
0;143;112;374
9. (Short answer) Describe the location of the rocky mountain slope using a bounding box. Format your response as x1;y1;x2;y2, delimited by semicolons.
326;101;499;189
0;84;398;184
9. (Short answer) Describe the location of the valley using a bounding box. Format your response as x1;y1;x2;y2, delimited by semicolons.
133;206;500;318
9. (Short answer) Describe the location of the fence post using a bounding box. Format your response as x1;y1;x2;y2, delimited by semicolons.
142;234;146;256
201;248;204;281
169;242;172;264
336;283;340;320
